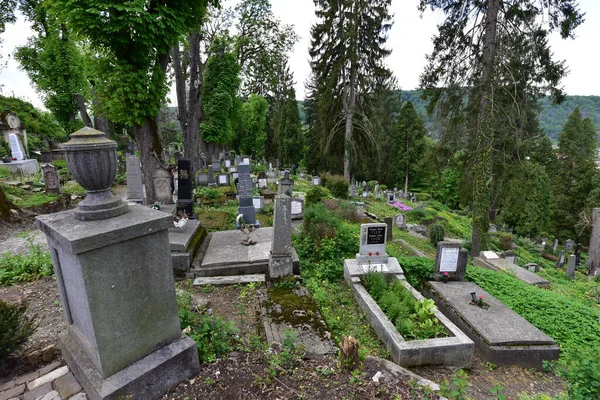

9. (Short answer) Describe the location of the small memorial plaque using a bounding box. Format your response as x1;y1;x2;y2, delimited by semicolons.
366;226;386;245
481;251;499;259
253;198;261;209
258;178;267;188
219;175;227;184
439;247;459;272
291;201;302;215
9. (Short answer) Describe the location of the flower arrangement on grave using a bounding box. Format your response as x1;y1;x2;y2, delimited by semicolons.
389;201;413;211
173;211;188;228
442;271;449;283
469;292;490;309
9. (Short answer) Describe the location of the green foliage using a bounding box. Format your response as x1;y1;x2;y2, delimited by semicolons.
305;185;331;207
321;173;349;199
12;192;59;208
238;94;268;158
195;186;221;201
429;223;445;247
0;141;10;158
0;96;66;150
363;272;446;340
0;300;36;364
439;369;469;400
0;233;54;285
436;168;461;209
61;181;86;196
0;166;11;179
176;291;238;363
201;36;241;145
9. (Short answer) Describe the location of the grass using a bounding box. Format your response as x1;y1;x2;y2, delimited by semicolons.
0;233;54;286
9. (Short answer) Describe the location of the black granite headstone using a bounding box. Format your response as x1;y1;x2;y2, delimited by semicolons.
176;159;194;217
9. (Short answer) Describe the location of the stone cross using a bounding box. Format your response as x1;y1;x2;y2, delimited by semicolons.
269;194;293;279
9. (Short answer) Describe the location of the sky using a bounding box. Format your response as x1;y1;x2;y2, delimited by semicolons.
1;0;599;109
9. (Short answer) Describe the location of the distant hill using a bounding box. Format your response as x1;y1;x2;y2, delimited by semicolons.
400;90;600;143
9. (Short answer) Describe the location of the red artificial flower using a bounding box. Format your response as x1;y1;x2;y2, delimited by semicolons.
478;295;483;300
368;252;372;256
376;251;380;256
443;272;449;276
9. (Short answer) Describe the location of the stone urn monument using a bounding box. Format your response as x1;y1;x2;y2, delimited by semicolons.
36;128;199;400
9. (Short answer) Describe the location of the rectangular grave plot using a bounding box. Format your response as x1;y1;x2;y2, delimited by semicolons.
343;259;473;368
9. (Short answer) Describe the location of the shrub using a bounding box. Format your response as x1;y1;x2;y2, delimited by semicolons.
429;223;445;247
0;166;11;179
303;203;342;245
0;300;36;363
305;185;331;206
323;174;349;199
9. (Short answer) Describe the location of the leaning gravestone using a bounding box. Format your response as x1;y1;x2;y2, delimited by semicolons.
42;163;61;194
552;239;559;253
176;159;194;216
269;194;294;278
35;127;198;400
434;242;468;282
153;168;173;204
555;250;565;269
125;154;143;204
237;162;257;227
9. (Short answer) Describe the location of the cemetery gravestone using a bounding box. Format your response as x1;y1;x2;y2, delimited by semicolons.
434;242;468;282
196;170;209;186
217;173;230;186
555;251;565;269
42;163;60;194
153;168;173;204
207;165;217;188
394;213;406;229
489;224;497;233
278;170;294;196
252;196;264;211
350;185;357;197
211;158;221;172
176;159;194;216
565;239;574;252
356;223;389;266
384;217;393;241
552;239;559;253
237;162;257;227
312;176;320;186
566;254;576;278
387;192;395;202
258;171;268;188
8;133;24;160
590;208;600;276
125;155;143;204
575;243;582;266
291;198;304;220
503;251;517;264
242;156;251;164
269;194;294;278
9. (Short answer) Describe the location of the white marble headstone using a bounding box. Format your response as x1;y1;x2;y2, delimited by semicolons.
8;133;24;160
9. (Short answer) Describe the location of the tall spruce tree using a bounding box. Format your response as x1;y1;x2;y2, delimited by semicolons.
550;107;598;240
307;0;394;181
419;0;583;255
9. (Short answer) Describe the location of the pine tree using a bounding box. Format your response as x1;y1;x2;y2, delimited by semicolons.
307;0;394;180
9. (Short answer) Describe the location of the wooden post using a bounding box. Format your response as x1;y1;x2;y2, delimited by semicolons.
340;336;359;371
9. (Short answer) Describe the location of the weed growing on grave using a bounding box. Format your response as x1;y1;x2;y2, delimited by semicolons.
349;369;364;385
439;369;469;400
176;290;238;363
61;180;86;196
255;330;303;386
0;232;53;285
0;299;36;363
363;272;447;340
490;382;507;400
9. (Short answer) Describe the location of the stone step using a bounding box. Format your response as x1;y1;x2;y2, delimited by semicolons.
193;274;265;286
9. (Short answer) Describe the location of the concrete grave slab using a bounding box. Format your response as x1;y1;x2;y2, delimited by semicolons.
423;281;559;369
473;257;550;287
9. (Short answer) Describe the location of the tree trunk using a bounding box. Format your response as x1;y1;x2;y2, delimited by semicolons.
73;94;93;128
589;208;600;276
343;77;356;182
0;186;22;222
340;336;359;371
470;0;499;257
133;117;164;204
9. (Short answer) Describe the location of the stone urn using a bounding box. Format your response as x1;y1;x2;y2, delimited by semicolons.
61;127;128;220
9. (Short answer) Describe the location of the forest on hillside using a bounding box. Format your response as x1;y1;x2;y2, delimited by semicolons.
399;91;600;143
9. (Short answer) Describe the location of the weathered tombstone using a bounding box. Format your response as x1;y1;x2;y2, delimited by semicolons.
224;153;232;168
565;239;574;252
590;208;600;276
434;242;468;282
237;163;257;226
552;239;559;253
217;173;230;186
252;196;265;211
8;133;24;160
35;128;199;400
394;213;406;229
125;155;143;204
42;163;61;194
257;171;268;188
489;224;498;233
356;223;389;266
268;194;294;279
566;254;577;278
350;185;357;197
575;243;582;266
312;176;320;186
291;198;304;220
153;168;173;204
242;155;251;164
526;263;540;272
211;158;221;172
373;184;380;195
196;169;209;186
41;150;53;163
387;191;395;202
176;159;194;216
397;190;404;199
503;251;517;264
416;202;424;211
384;217;393;241
555;250;565;269
207;165;217;188
278;170;294;196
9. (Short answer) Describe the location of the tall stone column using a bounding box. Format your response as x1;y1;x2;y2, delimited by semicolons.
269;194;293;279
35;127;199;400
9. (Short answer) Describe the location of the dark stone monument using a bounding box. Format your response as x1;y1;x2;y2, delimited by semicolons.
384;217;393;241
42;163;61;194
176;159;194;217
207;165;217;188
575;242;582;266
237;163;257;227
278;170;294;196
